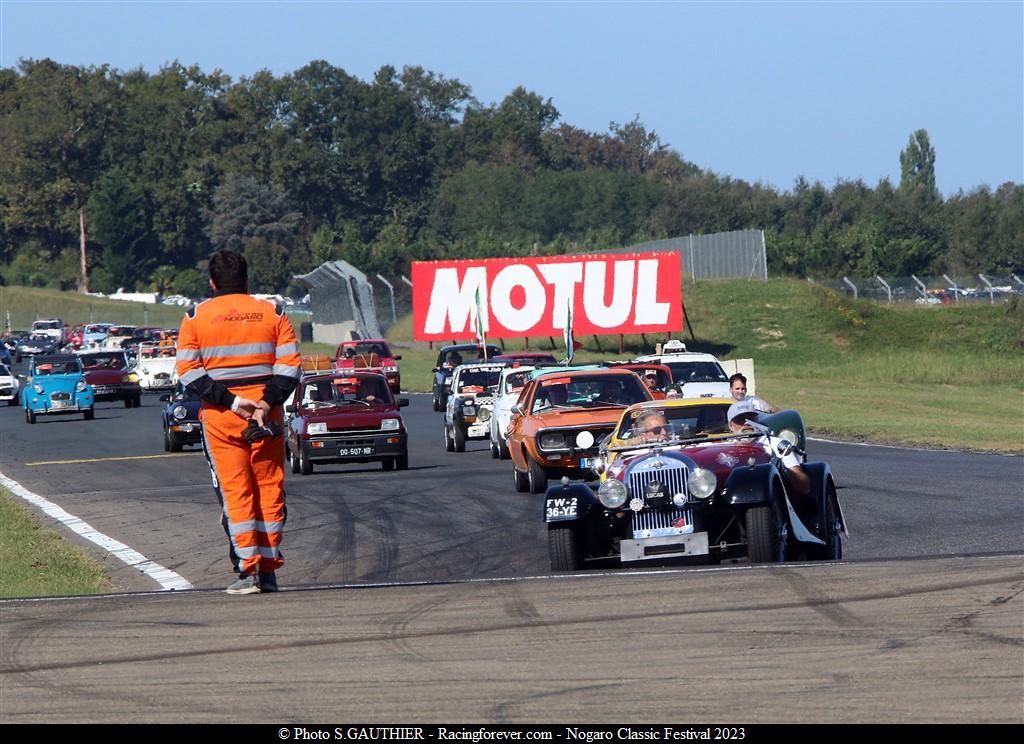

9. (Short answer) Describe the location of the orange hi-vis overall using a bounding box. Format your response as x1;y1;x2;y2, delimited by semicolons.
176;294;301;576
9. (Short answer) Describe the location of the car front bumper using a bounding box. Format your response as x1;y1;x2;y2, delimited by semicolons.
168;422;202;444
301;432;407;463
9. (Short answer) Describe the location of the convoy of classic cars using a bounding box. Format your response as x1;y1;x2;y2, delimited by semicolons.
3;317;845;571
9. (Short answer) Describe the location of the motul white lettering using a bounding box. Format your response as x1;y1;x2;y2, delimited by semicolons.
633;259;671;324
424;267;487;335
537;262;583;329
491;265;545;332
582;260;635;328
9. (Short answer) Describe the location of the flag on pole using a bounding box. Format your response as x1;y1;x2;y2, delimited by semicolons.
474;286;487;360
563;298;575;364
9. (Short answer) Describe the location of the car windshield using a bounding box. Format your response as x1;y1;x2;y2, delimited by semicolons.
457;368;501;393
302;376;391;407
79;352;127;370
32;321;61;331
504;370;533;395
26;335;51;344
343;342;391;358
532;374;649;413
35;361;81;376
616;403;733;441
665;361;728;384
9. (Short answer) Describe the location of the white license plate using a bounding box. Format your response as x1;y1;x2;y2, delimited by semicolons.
50;401;69;409
339;446;374;456
579;458;592;468
468;425;488;436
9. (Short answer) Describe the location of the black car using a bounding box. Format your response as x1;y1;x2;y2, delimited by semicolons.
431;343;501;411
15;334;58;362
160;384;202;452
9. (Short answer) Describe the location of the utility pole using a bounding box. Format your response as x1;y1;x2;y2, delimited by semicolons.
79;209;89;293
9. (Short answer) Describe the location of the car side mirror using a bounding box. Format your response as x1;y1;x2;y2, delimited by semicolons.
511;404;523;416
285;404;296;413
393;355;402;361
159;395;170;402
398;398;409;407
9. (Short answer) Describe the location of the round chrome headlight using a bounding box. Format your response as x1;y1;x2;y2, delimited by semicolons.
477;407;491;422
778;428;799;447
462;404;477;416
688;467;717;500
33;384;44;394
75;380;87;392
172;405;188;420
598;478;628;509
575;430;595;449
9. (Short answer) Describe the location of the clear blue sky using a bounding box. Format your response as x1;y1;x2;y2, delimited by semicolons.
2;1;1020;196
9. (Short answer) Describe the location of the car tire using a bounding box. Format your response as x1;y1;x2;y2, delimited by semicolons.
432;390;441;412
548;525;583;571
299;449;313;475
513;466;529;493
808;485;843;561
124;398;132;408
443;425;455;452
382;457;395;471
288;444;300;474
133;394;142;408
7;397;16;407
527;457;547;494
169;433;183;452
745;499;788;563
489;438;499;458
83;408;94;421
497;436;510;461
396;452;409;471
163;428;171;452
452;425;466;453
26;408;35;425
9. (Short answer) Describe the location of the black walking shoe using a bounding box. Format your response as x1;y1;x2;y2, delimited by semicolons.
258;571;279;593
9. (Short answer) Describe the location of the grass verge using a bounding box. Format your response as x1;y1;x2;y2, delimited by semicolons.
0;488;112;598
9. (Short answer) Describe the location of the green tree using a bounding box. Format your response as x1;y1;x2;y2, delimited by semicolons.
85;168;158;290
899;129;938;199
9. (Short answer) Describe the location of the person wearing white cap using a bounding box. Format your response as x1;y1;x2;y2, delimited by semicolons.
727;400;810;499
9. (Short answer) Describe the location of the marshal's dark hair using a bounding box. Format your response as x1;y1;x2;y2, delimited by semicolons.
208;250;248;292
729;373;747;386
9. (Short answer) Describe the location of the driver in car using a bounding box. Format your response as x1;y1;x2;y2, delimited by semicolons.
727;400;809;499
629;409;672;444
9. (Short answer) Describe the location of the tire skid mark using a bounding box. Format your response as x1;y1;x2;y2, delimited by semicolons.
4;570;1018;676
381;587;462;663
775;567;868;628
490;682;622;723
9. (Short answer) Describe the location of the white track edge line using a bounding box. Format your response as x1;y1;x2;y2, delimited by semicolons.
807;436;1019;456
0;471;193;592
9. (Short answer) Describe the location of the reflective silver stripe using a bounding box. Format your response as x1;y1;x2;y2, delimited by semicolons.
229;519;257;536
175;349;202;361
256;520;284;534
179;368;207;385
199;342;275;358
234;545;258;559
207;364;274;380
273;363;302;379
275;343;298;358
257;546;281;558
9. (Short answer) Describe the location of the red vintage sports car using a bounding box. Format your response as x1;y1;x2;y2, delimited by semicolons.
335;339;402;392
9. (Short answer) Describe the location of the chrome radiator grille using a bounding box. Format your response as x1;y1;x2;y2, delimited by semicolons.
631;507;694;538
51;392;71;401
627;462;688;503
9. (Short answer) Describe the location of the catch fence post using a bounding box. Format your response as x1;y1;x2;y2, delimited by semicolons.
942;274;960;304
875;275;892;303
842;277;858;300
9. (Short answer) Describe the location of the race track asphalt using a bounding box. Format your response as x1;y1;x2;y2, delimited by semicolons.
0;390;1021;722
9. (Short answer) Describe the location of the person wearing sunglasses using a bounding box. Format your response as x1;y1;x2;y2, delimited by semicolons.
630;409;672;444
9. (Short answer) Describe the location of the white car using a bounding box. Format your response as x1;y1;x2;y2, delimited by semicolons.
0;363;20;406
633;339;732;399
135;343;178;392
488;366;538;460
31;318;67;346
443;362;507;453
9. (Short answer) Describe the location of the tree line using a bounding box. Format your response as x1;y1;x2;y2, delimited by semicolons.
1;59;1020;296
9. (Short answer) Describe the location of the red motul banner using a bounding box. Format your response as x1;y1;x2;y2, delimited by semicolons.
412;252;682;341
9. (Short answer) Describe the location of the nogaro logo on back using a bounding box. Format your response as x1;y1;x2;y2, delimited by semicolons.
214;309;264;323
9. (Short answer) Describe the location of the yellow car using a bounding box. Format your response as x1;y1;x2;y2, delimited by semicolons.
590;397;737;477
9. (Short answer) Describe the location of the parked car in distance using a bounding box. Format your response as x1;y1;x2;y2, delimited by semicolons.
22;354;94;423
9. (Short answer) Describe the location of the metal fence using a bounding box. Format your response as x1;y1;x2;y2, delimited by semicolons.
817;273;1024;304
603;229;768;281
